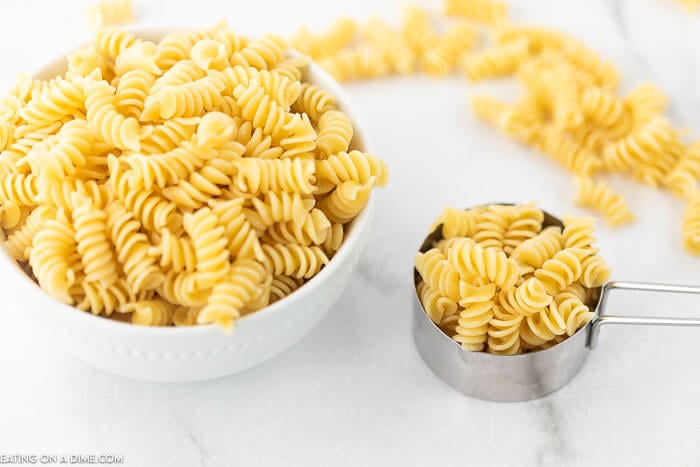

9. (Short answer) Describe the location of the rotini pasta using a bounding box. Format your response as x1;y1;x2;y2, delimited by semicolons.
87;0;134;28
417;205;608;354
28;213;77;305
423;22;478;76
574;177;634;227
72;193;120;286
316;110;354;157
462;39;530;82
534;247;589;295
453;282;496;351
125;299;174;326
318;46;389;83
1;24;386;331
315;150;389;194
445;0;508;23
318;178;374;224
260;243;329;279
197;259;266;331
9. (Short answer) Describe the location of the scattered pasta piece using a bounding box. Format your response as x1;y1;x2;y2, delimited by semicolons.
574;177;634;227
416;204;610;354
87;0;134;29
680;0;700;12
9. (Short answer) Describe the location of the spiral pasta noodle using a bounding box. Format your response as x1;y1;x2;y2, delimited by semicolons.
316;150;389;194
87;0;134;28
260;243;329;279
487;305;522;355
318;178;374;224
454;282;496;351
28;213;77;305
84;79;141;151
124;299;174;326
462;39;530;82
415;248;461;302
574;177;634;227
423;22;478;76
316;110;354;157
318;46;389;83
270;275;304;304
361;18;416;75
447;237;520;291
401;6;439;56
230;34;289;70
106;200;163;292
233;158;316;195
534;247;589;295
445;0;508;23
72;192;120;286
292;18;357;61
198;259;267;331
430;207;477;239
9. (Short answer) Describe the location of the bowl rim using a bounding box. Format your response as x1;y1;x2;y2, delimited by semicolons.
4;25;375;335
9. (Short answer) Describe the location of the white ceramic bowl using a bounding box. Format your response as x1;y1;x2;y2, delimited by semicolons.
2;28;374;382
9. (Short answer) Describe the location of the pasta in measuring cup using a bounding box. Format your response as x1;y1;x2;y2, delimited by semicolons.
416;204;610;354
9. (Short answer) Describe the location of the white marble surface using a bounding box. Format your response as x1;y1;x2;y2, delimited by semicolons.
1;0;700;466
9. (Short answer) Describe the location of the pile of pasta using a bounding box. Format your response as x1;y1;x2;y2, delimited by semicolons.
291;0;700;254
415;204;611;354
0;23;388;329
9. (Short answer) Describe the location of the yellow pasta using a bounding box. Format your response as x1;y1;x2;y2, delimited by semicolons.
318;46;389;83
87;0;134;29
315;150;389;193
316;110;354;157
292;18;357;60
454;282;496;351
361;18;416;75
445;0;508;23
28;213;77;305
0;25;387;330
462;39;530;82
125;299;174;327
72;193;120;286
401;6;439;56
487;305;522;355
423;22;478;76
318;178;374;224
574;177;635;227
416;205;608;354
197;259;267;331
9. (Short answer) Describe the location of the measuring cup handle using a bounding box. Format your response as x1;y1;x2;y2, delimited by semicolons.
588;281;700;349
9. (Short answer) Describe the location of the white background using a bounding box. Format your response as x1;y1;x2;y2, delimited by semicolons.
1;0;700;466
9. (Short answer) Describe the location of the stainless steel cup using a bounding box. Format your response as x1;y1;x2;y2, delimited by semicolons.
413;207;700;402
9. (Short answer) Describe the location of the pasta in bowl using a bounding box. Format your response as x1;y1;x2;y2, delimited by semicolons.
0;25;385;381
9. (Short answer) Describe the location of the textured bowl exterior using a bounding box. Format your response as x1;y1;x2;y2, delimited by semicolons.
3;27;375;382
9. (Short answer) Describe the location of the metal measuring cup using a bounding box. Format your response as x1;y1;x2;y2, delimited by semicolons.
413;206;700;402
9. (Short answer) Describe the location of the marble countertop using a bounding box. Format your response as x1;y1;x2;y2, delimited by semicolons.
1;0;700;465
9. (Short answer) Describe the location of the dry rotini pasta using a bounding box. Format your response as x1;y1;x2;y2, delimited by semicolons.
464;16;698;248
87;0;134;29
416;204;610;354
574;177;634;227
445;0;508;23
462;40;531;82
0;24;387;329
